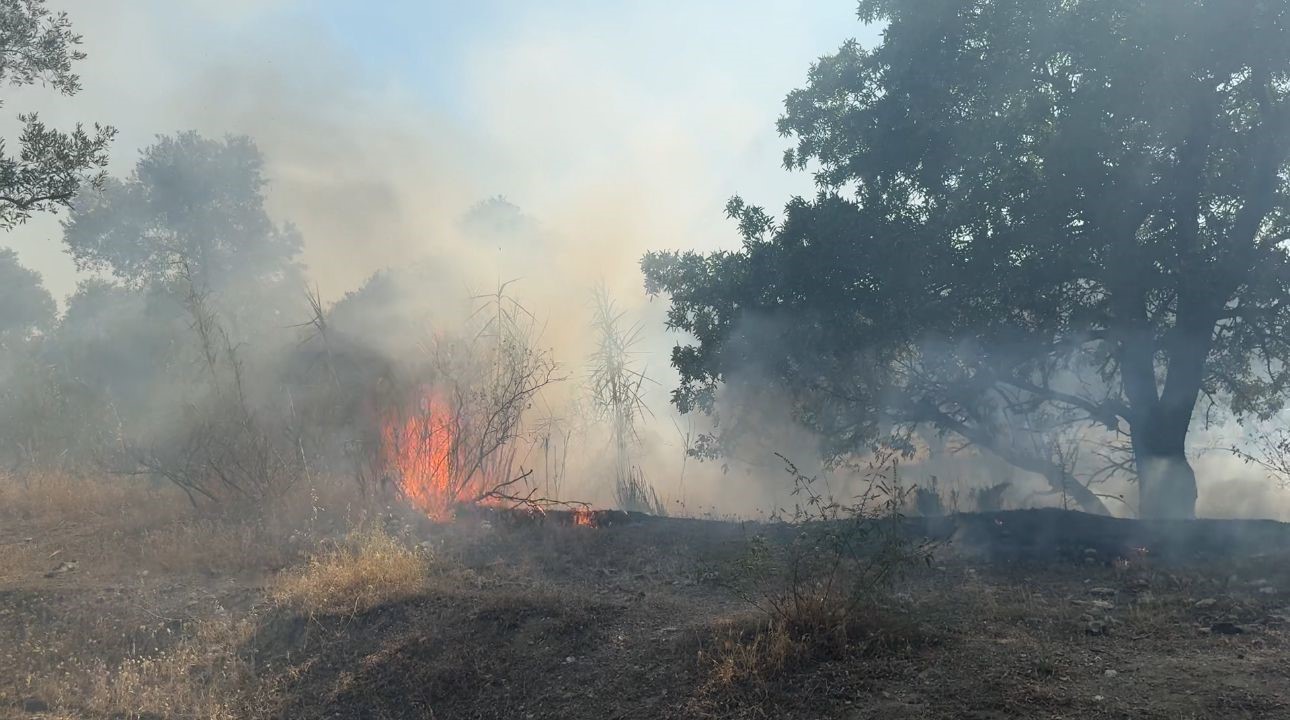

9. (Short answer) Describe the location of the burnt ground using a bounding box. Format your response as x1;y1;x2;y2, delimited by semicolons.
4;505;1290;719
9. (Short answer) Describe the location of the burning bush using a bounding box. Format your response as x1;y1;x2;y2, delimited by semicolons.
374;287;561;520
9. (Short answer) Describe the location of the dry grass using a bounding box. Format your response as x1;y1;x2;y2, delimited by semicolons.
271;526;428;616
0;539;40;583
692;586;930;717
88;615;260;720
23;614;265;720
700;616;800;693
0;471;187;527
133;519;300;575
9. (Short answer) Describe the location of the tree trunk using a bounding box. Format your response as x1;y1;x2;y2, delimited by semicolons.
1136;452;1197;519
1115;299;1211;520
1131;408;1198;519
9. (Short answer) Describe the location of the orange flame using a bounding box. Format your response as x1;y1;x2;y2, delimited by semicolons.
572;508;597;527
381;391;456;521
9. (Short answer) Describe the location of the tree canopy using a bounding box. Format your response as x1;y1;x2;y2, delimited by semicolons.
62;132;304;332
0;0;113;229
643;0;1290;518
0;246;51;347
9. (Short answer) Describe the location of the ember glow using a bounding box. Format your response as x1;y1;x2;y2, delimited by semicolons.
381;391;457;521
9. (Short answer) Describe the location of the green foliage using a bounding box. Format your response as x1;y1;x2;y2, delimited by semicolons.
644;0;1290;518
0;247;52;346
0;0;114;229
62;132;303;330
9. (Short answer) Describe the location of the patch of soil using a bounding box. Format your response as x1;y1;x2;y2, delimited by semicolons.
6;510;1290;718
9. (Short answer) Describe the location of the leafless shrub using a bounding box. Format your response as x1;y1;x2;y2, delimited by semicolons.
122;276;305;510
532;411;573;500
1230;425;1290;488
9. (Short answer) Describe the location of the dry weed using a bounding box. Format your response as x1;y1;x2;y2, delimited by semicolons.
271;526;428;616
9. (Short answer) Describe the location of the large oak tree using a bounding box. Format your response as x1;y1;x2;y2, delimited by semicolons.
643;0;1290;518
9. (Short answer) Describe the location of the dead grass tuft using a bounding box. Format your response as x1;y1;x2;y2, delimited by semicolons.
693;593;929;714
271;526;428;616
700;616;800;693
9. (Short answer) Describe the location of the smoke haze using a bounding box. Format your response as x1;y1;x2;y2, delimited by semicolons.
3;1;1289;518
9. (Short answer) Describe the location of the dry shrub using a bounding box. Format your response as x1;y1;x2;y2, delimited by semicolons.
271;526;427;616
729;452;929;635
693;603;927;715
693;451;932;711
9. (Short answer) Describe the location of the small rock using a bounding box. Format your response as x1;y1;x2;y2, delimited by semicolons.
1210;622;1246;635
1093;694;1105;702
1127;576;1151;592
1195;598;1217;610
564;656;576;664
1086;620;1109;636
43;560;78;578
1103;669;1119;678
1089;587;1116;598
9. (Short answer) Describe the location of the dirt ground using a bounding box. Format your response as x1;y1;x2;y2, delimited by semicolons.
4;482;1290;719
